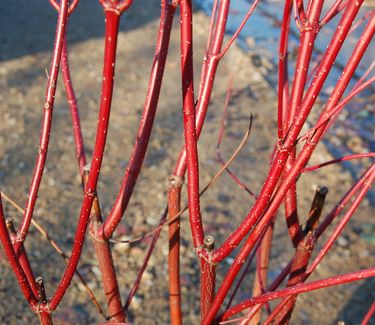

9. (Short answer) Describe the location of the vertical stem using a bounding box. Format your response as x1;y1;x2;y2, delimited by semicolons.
361;302;375;325
249;221;273;325
18;0;69;240
173;0;230;177
101;0;177;239
91;230;124;322
277;0;292;140
36;277;53;325
61;39;87;177
50;8;122;311
201;236;216;321
273;232;315;324
84;169;125;322
118;2;178;309
168;175;184;325
305;186;328;232
211;0;362;264
276;186;328;324
179;0;204;247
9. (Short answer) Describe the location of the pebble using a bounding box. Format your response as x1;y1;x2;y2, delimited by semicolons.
131;296;141;310
113;236;131;254
336;236;349;248
130;247;144;260
224;257;234;265
146;216;159;226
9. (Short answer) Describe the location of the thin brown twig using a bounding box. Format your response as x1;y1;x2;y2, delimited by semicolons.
110;114;253;245
216;76;257;198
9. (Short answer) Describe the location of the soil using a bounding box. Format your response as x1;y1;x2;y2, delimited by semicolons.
0;1;374;325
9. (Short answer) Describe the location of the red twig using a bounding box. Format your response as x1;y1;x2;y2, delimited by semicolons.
266;164;374;324
218;0;261;59
108;1;179;311
18;0;70;242
362;301;375;325
49;4;129;311
168;175;184;325
300;74;375;142
0;194;38;309
180;0;204;248
173;0;230;177
0;191;107;318
101;0;179;240
230;164;372;323
48;0;80;16
211;0;363;265
302;153;375;172
222;267;375;320
203;3;365;323
320;0;348;26
61;39;87;177
278;0;292;140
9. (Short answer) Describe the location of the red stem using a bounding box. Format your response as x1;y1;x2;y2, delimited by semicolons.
211;0;363;265
222;267;375;320
267;165;374;324
12;241;39;298
285;0;322;249
320;0;348;26
179;0;204;248
61;39;87;177
250;222;274;325
85;175;125;322
168;175;184;325
61;18;123;320
247;164;374;324
122;2;179;308
100;0;178;240
0;194;38;309
18;0;70;241
203;2;365;323
278;0;292;140
302;153;375;172
361;302;375;325
300;74;375;141
236;165;371;323
173;0;230;178
49;9;121;311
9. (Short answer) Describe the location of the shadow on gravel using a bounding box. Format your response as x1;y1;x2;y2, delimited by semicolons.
337;278;375;325
0;0;159;61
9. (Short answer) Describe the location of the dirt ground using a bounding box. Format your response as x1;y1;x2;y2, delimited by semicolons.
0;1;374;324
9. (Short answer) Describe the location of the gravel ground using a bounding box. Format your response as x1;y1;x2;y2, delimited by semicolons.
0;1;374;324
